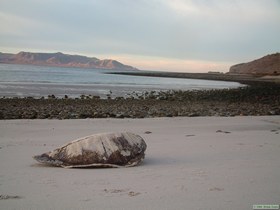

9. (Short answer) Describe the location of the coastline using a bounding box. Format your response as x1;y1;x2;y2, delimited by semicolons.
107;71;280;84
1;116;279;210
0;81;279;119
0;70;279;120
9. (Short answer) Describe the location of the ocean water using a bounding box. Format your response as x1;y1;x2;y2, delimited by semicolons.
0;64;244;98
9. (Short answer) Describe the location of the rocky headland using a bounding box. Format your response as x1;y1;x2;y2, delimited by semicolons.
229;53;280;75
0;51;137;70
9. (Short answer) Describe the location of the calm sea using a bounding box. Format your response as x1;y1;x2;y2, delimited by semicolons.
0;63;244;98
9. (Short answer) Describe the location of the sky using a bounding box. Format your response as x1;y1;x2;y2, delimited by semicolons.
0;0;279;72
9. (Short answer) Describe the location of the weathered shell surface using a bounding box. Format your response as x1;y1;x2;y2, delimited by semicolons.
33;132;147;168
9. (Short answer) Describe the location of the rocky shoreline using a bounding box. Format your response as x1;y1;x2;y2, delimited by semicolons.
1;81;279;119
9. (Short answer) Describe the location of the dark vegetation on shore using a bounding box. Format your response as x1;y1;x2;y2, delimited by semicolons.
0;80;279;119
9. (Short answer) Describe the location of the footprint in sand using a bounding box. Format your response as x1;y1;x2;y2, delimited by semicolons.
209;187;224;192
104;189;126;193
128;191;141;197
216;130;231;134
270;129;279;134
103;189;141;197
0;195;22;200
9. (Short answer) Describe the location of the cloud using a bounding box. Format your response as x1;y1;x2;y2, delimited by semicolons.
0;12;39;36
0;0;279;71
162;0;280;63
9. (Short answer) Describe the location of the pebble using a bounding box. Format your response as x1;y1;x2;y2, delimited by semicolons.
0;84;279;119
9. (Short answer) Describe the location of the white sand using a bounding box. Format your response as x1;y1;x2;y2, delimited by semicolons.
0;116;279;210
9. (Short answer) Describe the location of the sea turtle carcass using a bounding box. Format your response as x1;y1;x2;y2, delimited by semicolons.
33;132;147;168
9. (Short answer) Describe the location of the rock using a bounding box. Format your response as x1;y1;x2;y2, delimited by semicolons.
229;53;280;75
33;132;147;168
144;131;152;134
0;82;279;119
268;110;276;115
116;113;125;118
48;94;56;99
92;96;101;99
188;113;200;117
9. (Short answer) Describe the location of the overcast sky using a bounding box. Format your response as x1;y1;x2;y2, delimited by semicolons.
0;0;279;72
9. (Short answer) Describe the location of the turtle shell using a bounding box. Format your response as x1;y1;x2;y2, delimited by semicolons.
33;132;147;168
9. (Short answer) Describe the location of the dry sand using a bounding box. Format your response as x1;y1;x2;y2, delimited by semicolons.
0;116;279;210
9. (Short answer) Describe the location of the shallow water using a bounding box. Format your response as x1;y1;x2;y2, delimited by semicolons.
0;63;244;98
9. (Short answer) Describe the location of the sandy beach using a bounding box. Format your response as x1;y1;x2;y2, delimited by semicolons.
0;116;279;210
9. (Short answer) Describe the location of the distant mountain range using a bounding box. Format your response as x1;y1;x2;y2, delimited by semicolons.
0;51;138;71
229;53;280;75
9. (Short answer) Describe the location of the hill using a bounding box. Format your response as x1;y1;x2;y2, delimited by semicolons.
229;53;280;75
0;51;138;71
